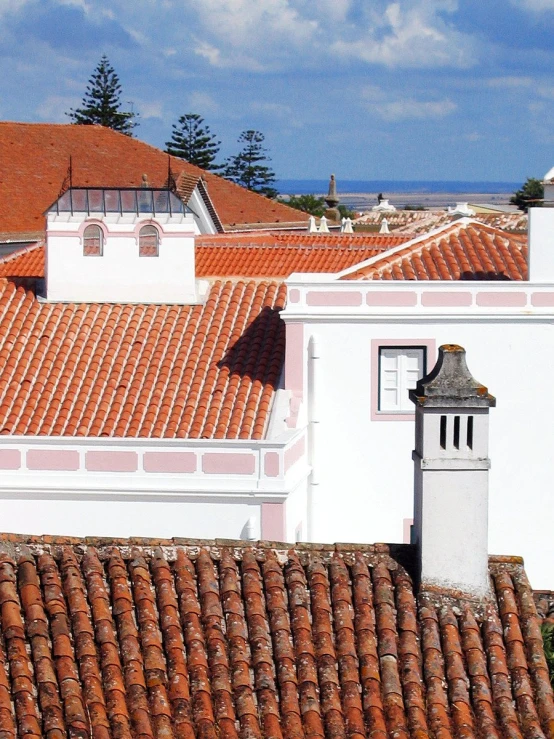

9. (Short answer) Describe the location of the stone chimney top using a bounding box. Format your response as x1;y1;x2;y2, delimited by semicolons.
410;344;496;409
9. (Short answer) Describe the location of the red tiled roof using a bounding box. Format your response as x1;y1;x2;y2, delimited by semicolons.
0;122;307;233
0;243;44;278
356;211;528;235
0;537;550;739
0;233;410;281
195;232;408;277
342;222;528;281
0;279;285;438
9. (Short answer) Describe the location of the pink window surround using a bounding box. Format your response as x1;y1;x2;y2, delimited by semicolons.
371;338;436;421
261;502;285;541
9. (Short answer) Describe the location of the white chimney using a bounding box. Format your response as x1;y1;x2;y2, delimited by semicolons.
410;344;495;598
529;166;554;281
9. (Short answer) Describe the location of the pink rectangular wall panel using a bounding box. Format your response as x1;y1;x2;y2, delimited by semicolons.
288;288;300;304
261;502;286;541
264;451;280;478
476;292;527;307
202;453;256;475
306;291;363;307
143;452;197;473
85;451;138;472
284;436;306;473
366;291;418;307
421;291;473;307
285;322;304;394
531;292;554;307
27;449;80;471
0;450;21;469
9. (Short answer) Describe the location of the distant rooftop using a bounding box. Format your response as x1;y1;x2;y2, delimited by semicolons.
49;187;186;217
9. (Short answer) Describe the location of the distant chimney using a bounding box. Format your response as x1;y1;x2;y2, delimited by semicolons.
529;166;554;280
410;345;495;598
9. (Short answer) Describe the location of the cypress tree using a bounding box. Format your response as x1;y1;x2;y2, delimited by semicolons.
165;114;221;170
223;130;278;198
67;55;137;136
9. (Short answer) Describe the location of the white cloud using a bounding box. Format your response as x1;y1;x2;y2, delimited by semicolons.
361;84;457;120
512;0;554;10
188;92;220;115
487;76;533;89
251;102;293;117
35;94;80;122
332;1;476;69
134;99;164;120
374;98;457;120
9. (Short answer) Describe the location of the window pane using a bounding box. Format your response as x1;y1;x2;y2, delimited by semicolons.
120;190;137;212
104;190;120;212
379;346;425;413
71;190;87;211
139;225;159;257
88;190;104;212
83;225;103;256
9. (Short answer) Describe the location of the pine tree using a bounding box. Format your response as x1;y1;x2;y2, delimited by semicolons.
510;177;543;212
67;55;137;136
165;114;221;170
223;130;278;198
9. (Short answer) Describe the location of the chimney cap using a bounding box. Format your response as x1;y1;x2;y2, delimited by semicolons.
410;344;496;408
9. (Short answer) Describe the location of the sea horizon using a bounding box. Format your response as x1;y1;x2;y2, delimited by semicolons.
276;179;520;195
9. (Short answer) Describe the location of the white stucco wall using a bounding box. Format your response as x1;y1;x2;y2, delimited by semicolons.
46;214;199;303
0;497;261;540
283;280;554;588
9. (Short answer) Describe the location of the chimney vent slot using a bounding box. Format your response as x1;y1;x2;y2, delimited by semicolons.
467;416;473;449
453;415;460;450
440;415;447;449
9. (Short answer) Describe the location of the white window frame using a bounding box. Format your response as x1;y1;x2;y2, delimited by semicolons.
371;339;436;421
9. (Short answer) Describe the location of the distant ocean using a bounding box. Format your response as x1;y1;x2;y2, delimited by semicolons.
276;179;520;195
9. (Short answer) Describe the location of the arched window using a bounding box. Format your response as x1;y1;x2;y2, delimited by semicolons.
83;224;103;256
139;225;159;257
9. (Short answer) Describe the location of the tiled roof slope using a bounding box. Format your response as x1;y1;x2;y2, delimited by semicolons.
0;233;409;281
0;279;285;438
342;222;528;281
0;536;550;739
0;122;307;233
0;243;44;278
355;211;527;235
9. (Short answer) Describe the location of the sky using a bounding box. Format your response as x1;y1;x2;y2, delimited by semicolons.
1;0;554;182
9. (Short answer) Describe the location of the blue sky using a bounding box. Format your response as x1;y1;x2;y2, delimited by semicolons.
2;0;554;181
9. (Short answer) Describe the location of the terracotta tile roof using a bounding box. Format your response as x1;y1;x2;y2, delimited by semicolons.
356;211;528;235
195;232;408;277
0;278;285;438
0;122;307;233
341;222;528;281
0;233;409;281
0;536;549;739
0;242;44;278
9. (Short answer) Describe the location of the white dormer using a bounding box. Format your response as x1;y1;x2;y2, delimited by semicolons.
410;344;496;598
46;187;200;303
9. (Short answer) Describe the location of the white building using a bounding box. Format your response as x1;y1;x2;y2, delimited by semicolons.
0;182;553;587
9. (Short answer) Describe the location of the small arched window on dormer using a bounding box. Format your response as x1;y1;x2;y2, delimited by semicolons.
139;225;159;257
83;224;103;256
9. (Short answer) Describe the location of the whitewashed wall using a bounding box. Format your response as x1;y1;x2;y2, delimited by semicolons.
283;279;554;589
46;214;199;303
